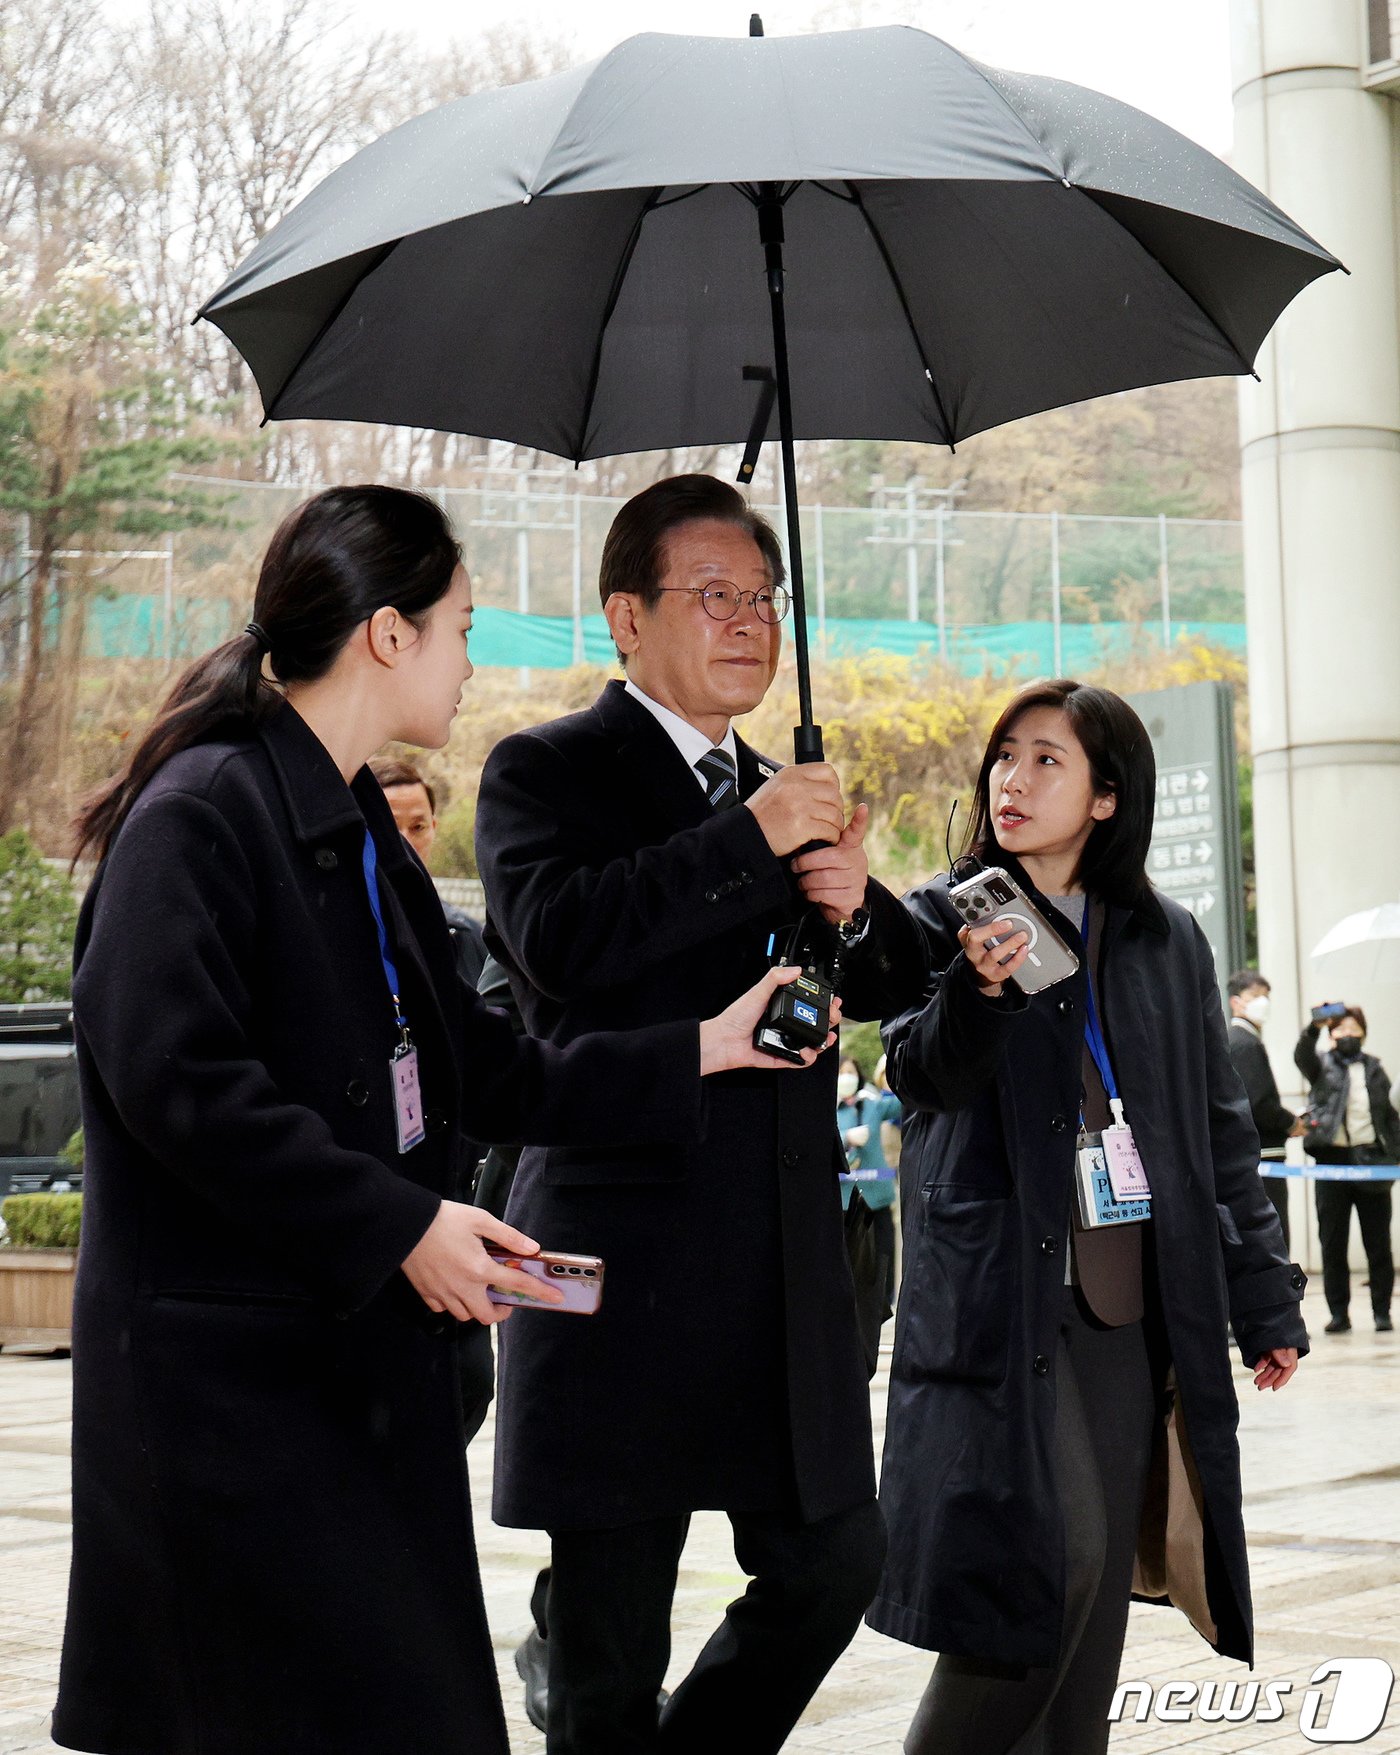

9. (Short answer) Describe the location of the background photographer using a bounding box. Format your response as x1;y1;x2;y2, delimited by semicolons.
1296;1005;1397;1334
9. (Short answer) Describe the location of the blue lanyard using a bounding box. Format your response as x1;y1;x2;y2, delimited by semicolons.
361;829;409;1040
1082;969;1121;1108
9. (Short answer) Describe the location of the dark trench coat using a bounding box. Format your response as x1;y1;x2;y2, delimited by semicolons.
53;703;703;1755
868;866;1308;1669
475;680;921;1531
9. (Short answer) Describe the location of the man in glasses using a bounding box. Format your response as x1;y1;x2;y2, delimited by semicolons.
476;474;919;1754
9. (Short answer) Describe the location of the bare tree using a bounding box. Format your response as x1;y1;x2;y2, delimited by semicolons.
0;0;130;290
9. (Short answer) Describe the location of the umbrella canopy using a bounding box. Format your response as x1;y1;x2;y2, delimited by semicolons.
1311;905;1400;988
199;25;1340;459
200;22;1339;760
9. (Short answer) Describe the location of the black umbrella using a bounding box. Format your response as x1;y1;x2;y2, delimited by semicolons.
199;18;1340;761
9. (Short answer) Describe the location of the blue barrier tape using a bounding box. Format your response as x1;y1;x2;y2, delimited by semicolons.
838;1168;898;1184
1262;1163;1400;1182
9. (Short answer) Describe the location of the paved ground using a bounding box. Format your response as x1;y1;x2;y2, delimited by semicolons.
2;1290;1397;1753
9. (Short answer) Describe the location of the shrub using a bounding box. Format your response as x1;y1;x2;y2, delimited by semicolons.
429;797;478;879
426;640;1248;895
0;829;79;1001
839;1019;885;1081
1;1192;82;1250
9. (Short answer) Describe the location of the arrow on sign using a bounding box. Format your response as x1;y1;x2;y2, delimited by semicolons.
1192;770;1209;792
1195;843;1212;862
1198;892;1216;914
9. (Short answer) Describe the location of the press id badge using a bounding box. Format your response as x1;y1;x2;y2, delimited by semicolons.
391;1044;426;1154
1103;1119;1150;1203
1075;1118;1152;1229
1077;956;1151;1227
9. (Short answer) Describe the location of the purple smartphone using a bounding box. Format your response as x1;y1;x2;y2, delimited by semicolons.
484;1246;606;1315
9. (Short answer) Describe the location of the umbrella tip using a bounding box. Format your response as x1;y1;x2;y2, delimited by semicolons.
750;13;764;35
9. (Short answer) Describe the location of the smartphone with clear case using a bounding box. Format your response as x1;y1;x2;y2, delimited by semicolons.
947;866;1080;996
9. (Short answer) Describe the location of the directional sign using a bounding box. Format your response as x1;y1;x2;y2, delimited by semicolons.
1126;681;1247;987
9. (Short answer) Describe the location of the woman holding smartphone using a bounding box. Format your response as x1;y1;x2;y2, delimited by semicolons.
53;486;827;1755
868;679;1306;1755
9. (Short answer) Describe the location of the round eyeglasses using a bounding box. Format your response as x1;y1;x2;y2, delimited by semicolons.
655;583;791;624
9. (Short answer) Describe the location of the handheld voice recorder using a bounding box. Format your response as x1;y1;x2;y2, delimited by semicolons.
753;911;836;1065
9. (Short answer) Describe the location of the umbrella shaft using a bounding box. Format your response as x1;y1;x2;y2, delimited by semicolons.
758;188;822;762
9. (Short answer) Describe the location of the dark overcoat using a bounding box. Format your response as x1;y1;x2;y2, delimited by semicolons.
475;680;920;1530
1225;1023;1296;1152
868;865;1308;1669
54;703;701;1755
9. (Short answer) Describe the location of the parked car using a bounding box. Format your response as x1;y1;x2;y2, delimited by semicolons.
0;1004;81;1201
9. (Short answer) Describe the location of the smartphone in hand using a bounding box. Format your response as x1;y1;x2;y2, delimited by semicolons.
484;1245;606;1315
1311;1002;1348;1025
948;866;1080;996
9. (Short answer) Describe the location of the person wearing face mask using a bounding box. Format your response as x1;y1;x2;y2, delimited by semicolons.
1295;1005;1398;1334
837;1054;904;1362
1226;971;1304;1250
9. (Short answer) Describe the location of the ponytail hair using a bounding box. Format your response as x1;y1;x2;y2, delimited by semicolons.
73;484;461;865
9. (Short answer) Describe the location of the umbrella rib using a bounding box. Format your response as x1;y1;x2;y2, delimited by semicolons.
259;241;401;425
573;191;662;462
1079;192;1257;377
838;182;956;448
653;186;708;211
946;47;1271;377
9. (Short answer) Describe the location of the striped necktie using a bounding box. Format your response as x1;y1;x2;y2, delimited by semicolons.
695;747;740;811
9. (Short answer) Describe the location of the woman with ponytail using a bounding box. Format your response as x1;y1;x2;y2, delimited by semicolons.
53;485;827;1755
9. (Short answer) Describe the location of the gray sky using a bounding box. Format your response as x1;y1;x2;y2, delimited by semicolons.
96;0;1235;153
370;0;1235;153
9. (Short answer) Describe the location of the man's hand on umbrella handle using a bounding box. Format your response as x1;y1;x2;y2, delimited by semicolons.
791;802;870;925
746;763;845;856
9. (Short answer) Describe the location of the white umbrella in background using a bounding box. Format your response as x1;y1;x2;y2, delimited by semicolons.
1310;904;1400;988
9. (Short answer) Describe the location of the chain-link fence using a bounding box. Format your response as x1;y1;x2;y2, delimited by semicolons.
0;478;1245;677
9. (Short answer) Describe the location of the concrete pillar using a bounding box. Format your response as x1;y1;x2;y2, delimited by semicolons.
1232;0;1400;1271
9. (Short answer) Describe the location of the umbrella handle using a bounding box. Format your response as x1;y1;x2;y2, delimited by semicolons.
794;724;824;764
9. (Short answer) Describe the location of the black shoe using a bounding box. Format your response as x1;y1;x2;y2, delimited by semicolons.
1324;1315;1352;1334
515;1627;548;1733
1376;1312;1393;1332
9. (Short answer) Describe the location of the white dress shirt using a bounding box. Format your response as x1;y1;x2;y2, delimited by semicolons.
623;678;739;789
1336;1060;1377;1147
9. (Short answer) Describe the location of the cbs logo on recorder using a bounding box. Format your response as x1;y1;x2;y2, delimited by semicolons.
1109;1657;1395;1741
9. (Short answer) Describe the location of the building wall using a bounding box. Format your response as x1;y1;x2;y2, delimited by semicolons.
1232;0;1400;1271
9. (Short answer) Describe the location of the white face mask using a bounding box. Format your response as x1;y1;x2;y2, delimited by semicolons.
836;1073;860;1100
1244;994;1271;1026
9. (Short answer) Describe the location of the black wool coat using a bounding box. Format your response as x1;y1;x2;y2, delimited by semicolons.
475;680;921;1530
869;867;1308;1669
1226;1023;1296;1152
54;703;702;1755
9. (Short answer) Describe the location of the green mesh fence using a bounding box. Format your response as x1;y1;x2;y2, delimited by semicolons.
45;480;1245;670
